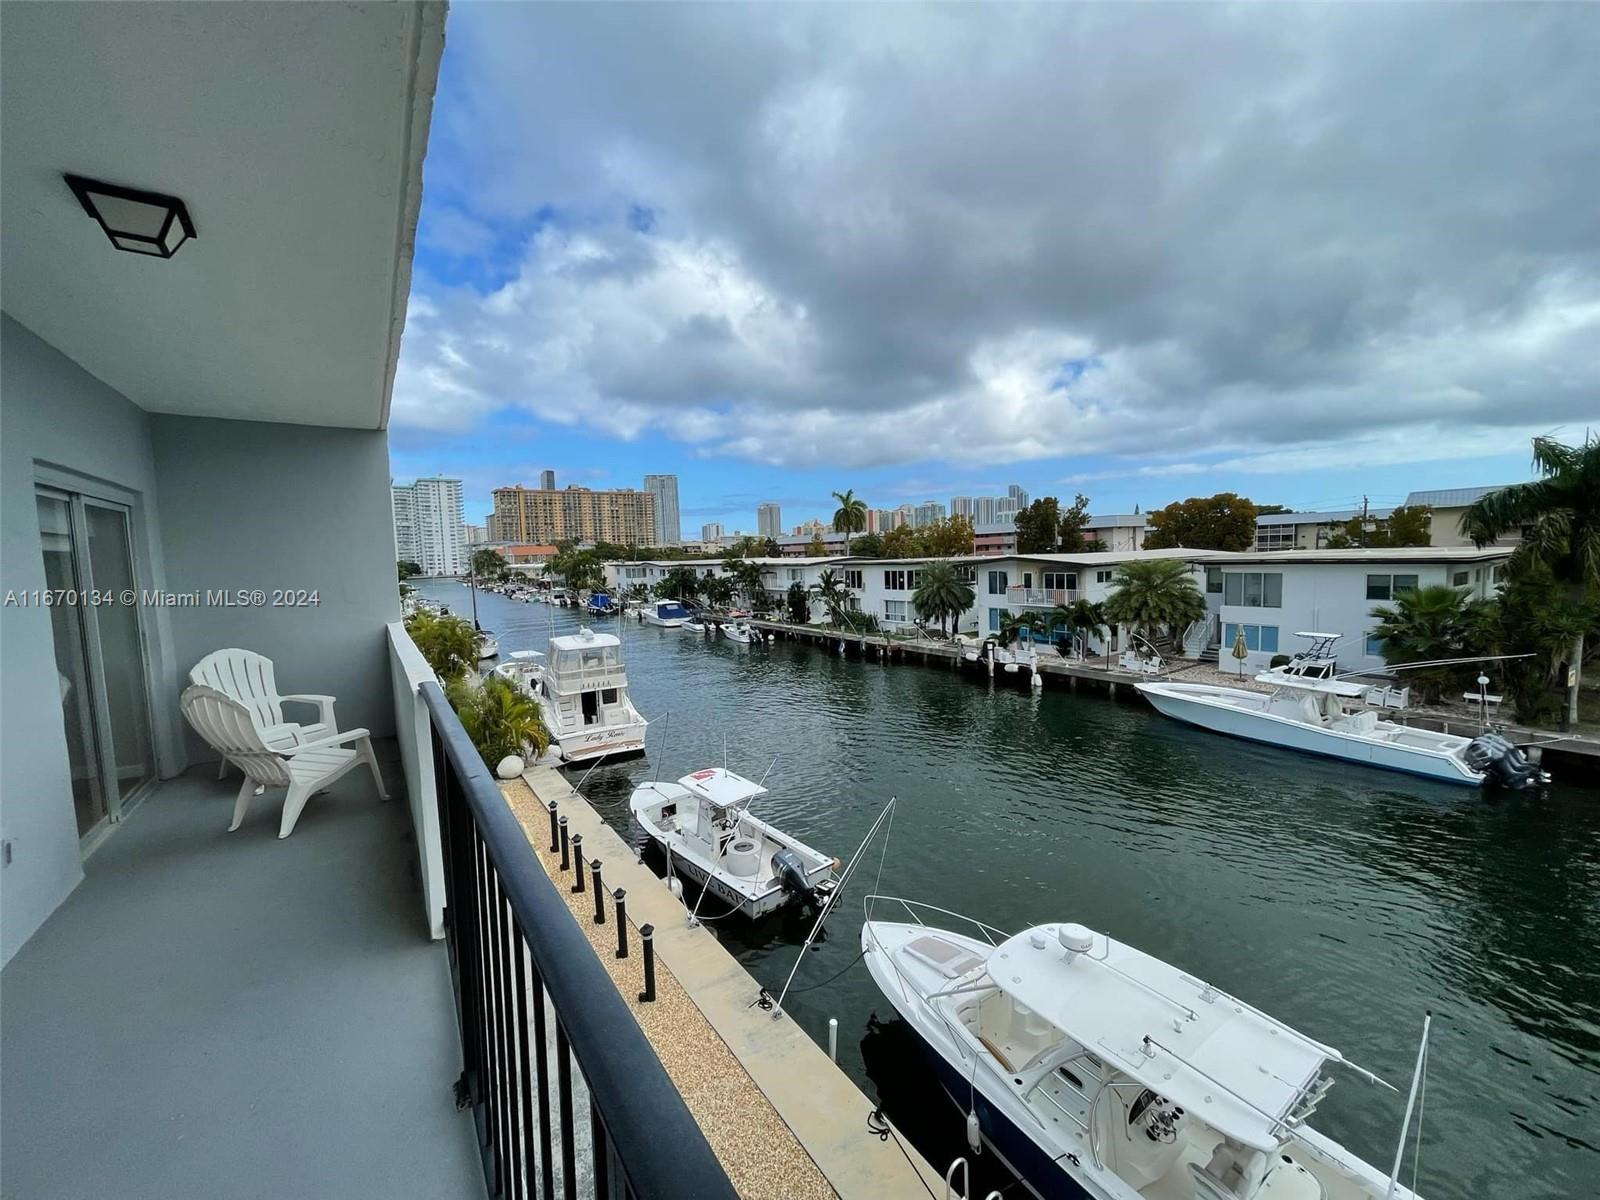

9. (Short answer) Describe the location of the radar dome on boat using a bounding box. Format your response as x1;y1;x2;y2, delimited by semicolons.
1058;923;1095;957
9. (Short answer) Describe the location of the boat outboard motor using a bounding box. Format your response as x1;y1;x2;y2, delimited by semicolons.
1464;733;1550;789
771;848;816;907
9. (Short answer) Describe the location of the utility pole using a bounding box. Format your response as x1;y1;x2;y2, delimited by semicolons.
1360;495;1369;548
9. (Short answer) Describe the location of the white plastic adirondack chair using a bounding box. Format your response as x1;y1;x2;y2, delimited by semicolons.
180;685;388;838
189;649;338;778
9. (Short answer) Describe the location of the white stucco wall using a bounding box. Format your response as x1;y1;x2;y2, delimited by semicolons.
150;414;402;761
1;314;181;964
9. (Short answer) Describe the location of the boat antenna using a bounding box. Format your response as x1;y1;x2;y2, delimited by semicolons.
770;797;897;1017
468;558;482;631
1385;1011;1432;1200
651;711;673;780
753;753;780;790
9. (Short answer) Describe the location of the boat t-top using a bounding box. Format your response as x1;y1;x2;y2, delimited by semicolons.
498;628;647;763
630;768;837;919
864;899;1427;1200
639;598;690;627
1137;634;1545;788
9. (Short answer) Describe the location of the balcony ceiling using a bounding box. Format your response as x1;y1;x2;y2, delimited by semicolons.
1;2;443;430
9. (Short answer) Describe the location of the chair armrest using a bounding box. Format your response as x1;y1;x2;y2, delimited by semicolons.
283;727;371;755
280;693;338;730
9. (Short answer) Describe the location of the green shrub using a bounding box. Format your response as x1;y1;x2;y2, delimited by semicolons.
404;610;479;681
445;674;550;767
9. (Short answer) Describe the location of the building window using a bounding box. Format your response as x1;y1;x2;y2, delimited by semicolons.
955;565;976;584
1222;572;1282;608
1206;567;1223;594
787;568;802;582
1255;526;1296;551
884;569;911;591
1364;631;1386;656
843;569;863;589
1095;570;1113;585
1042;571;1076;591
1451;570;1469;587
1223;623;1279;653
1366;574;1419;601
987;570;1008;595
884;599;909;623
988;608;1003;631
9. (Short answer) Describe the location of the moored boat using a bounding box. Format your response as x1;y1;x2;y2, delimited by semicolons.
863;899;1428;1200
496;627;647;763
630;768;836;919
476;630;499;660
640;598;690;627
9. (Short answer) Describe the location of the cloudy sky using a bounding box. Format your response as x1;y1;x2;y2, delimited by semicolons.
389;3;1598;533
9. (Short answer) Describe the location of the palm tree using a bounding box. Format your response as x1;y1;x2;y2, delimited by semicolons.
1463;434;1600;723
701;575;737;610
998;611;1046;648
809;567;853;625
1368;584;1495;704
403;609;480;681
1050;598;1107;659
831;489;868;554
446;674;550;767
1102;559;1207;645
722;556;766;606
910;561;975;637
654;565;702;603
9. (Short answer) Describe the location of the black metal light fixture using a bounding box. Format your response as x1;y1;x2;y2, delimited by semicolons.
64;173;196;258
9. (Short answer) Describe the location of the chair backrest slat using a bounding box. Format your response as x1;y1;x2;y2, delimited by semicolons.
191;649;284;727
180;684;293;787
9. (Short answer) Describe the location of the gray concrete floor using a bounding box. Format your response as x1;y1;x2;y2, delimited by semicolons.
1;744;483;1199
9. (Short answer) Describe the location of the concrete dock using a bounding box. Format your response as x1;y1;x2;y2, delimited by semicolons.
499;768;946;1200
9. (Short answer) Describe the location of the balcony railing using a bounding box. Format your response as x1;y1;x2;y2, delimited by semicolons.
1007;587;1079;607
422;681;737;1200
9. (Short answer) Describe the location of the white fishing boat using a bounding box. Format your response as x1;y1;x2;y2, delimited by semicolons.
476;630;499;660
630;768;837;919
864;898;1428;1200
497;628;647;763
720;620;762;644
1136;670;1544;787
640;598;690;627
683;616;709;634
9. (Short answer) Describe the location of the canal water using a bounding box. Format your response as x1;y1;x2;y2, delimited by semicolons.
422;581;1598;1198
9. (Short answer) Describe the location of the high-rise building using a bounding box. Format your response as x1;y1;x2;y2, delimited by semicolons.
491;484;656;546
894;503;915;529
913;501;946;528
643;474;680;545
392;476;467;576
701;521;724;543
1008;483;1029;509
463;523;487;545
757;501;782;539
538;469;556;491
950;496;974;520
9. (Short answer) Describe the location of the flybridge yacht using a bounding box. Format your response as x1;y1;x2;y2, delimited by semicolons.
863;903;1425;1200
630;768;836;919
1137;634;1545;789
495;629;647;763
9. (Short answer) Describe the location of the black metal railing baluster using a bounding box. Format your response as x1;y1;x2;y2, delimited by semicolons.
514;934;538;1200
476;831;500;1189
555;1021;577;1200
590;1093;610;1200
529;957;555;1200
494;874;521;1200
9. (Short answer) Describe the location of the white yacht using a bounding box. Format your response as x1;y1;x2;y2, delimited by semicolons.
630;768;836;919
497;628;647;763
475;630;499;660
1136;672;1544;788
639;598;690;627
864;901;1426;1200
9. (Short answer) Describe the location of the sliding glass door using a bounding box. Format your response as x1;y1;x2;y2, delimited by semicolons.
35;487;157;838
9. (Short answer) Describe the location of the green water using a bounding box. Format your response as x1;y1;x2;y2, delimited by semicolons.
427;582;1599;1197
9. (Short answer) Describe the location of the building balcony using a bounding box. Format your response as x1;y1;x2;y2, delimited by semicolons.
1006;586;1080;607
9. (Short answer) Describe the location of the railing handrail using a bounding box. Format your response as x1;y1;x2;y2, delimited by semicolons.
421;682;737;1200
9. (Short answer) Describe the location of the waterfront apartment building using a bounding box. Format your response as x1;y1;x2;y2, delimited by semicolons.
644;473;680;545
758;501;782;539
393;476;467;576
490;483;657;546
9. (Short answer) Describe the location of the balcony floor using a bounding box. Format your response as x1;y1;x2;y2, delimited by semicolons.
1;745;482;1199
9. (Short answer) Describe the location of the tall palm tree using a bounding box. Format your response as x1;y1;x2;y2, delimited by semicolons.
1368;584;1493;704
1050;598;1107;659
998;610;1046;648
722;556;766;606
910;560;975;637
1463;434;1600;723
831;489;868;554
654;565;702;603
701;575;737;610
809;567;853;625
1102;559;1207;645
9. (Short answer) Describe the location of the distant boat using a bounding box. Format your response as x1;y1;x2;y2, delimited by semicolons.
475;631;499;660
630;768;836;919
585;591;618;617
683;616;708;634
864;899;1431;1200
639;599;690;627
720;621;762;644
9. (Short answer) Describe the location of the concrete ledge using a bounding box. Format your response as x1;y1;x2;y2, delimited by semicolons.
503;768;945;1200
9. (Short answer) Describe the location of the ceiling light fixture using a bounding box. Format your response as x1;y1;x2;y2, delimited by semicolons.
64;173;196;258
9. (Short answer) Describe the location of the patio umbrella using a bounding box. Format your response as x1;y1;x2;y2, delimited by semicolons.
1231;626;1249;678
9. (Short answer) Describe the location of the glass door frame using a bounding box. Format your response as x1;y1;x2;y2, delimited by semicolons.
34;483;161;835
